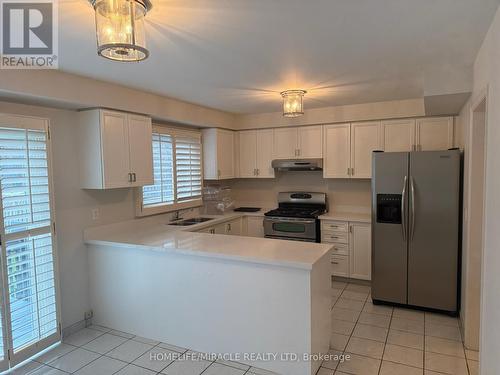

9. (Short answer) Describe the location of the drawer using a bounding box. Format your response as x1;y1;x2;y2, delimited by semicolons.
322;230;348;244
331;255;349;277
321;221;348;232
329;243;349;256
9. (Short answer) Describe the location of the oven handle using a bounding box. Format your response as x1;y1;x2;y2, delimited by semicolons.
264;217;316;224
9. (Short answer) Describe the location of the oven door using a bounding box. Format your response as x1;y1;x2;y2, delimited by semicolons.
263;217;317;241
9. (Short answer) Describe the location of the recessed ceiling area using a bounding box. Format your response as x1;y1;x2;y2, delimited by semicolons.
59;0;499;114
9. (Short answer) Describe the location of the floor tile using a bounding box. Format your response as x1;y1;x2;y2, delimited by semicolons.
330;333;350;351
465;349;479;361
320;350;344;370
352;323;388;342
202;363;246;375
133;347;180;372
109;329;136;339
115;364;157;375
9;361;44;375
345;284;371;294
331;319;356;336
424;352;468;375
48;347;100;373
332;281;348;290
132;336;161;346
336;352;381;374
383;344;423;368
363;301;393;316
468;359;479;375
82;333;129;354
75;356;128;375
247;366;279;375
425;323;462;341
335;298;365;311
63;328;104;346
425;336;465;358
390;317;424;334
341;290;368;301
161;355;212;374
393;308;425;322
158;342;188;354
215;359;250;371
331;307;361;322
379;361;423;375
34;343;77;364
107;340;155;363
316;367;334;375
332;288;344;298
387;330;424;350
358;312;391;328
346;336;385;359
425;313;460;327
88;324;112;333
27;365;69;375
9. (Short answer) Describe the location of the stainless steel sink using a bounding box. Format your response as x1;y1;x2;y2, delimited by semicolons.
167;217;214;226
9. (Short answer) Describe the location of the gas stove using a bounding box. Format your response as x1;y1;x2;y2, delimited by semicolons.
264;192;328;242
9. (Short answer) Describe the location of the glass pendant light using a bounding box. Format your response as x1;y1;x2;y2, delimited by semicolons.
281;90;306;117
91;0;152;62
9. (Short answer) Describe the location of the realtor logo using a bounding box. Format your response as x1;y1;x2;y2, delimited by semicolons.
0;0;58;69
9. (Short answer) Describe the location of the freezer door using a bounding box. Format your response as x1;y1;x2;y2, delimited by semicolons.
408;150;460;312
372;152;409;304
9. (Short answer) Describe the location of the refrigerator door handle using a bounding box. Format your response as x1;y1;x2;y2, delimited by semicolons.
401;175;407;242
410;177;416;241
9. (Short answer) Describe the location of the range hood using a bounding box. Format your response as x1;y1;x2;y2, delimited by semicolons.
271;158;323;171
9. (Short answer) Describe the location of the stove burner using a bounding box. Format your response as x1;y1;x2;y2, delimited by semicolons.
264;207;326;219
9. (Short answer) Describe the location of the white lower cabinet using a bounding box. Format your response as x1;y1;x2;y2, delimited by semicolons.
321;219;371;280
198;217;258;237
244;216;265;238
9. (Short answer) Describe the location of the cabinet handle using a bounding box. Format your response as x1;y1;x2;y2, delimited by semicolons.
132;173;137;182
349;225;353;233
128;173;132;182
347;168;350;176
331;236;339;239
351;168;354;176
256;169;260;176
227;223;231;231
217;169;221;178
332;261;339;265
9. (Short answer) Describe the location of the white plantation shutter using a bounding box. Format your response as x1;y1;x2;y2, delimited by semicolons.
140;127;202;215
0;115;60;369
175;134;202;201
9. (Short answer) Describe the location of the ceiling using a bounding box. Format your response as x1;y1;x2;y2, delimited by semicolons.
59;0;499;114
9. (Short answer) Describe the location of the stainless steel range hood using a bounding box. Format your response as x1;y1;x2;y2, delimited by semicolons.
271;158;323;171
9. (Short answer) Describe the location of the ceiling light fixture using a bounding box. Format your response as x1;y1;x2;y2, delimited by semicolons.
90;0;152;62
281;90;306;117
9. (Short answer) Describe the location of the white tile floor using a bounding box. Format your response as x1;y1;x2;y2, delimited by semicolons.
6;280;479;375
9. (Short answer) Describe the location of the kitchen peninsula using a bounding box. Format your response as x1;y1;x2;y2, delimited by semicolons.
84;212;332;375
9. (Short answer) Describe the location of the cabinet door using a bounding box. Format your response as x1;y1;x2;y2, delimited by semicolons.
351;122;381;179
214;222;227;234
217;129;235;179
256;129;275;178
128;115;153;187
225;218;242;236
381;119;416;152
349;223;371;280
323;124;351;178
100;110;130;188
298;125;323;158
239;131;257;178
273;127;298;159
416;117;454;151
245;216;264;238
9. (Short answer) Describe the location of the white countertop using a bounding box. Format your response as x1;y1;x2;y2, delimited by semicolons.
84;209;332;270
319;212;371;223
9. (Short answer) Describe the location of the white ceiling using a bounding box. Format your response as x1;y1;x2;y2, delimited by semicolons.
59;0;499;114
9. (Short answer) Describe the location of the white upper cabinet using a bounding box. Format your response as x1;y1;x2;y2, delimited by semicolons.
256;129;275;178
238;129;274;178
323;124;351;178
273;127;298;159
202;128;235;180
349;223;372;280
77;109;153;189
416;117;454;151
298;125;323;158
273;126;323;159
381;119;416;152
350;122;381;179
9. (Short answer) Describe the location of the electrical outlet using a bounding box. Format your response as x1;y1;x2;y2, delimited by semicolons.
84;310;93;320
91;208;100;221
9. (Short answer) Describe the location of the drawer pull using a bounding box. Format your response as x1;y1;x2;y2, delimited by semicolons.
331;236;339;239
332;261;339;265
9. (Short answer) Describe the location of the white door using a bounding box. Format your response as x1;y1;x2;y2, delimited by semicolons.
349;223;371;280
238;131;257;178
245;217;264;238
350;122;381;178
0;114;61;369
256;129;274;178
273;128;298;159
323;124;351;178
381;119;416;152
127;115;153;187
100;110;130;188
298;126;323;158
416;117;454;151
216;130;235;179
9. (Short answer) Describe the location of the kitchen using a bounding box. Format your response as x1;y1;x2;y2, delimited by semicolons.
0;1;498;375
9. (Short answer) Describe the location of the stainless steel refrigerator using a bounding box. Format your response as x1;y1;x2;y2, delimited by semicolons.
371;150;461;313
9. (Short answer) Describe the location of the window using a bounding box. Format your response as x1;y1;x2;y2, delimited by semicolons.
0;114;60;371
138;126;202;216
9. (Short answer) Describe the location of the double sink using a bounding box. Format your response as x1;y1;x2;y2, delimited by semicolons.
168;217;214;226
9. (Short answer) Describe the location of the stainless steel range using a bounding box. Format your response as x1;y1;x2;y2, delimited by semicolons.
264;192;328;242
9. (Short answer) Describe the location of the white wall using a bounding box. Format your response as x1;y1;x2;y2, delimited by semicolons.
0;101;137;329
470;4;500;373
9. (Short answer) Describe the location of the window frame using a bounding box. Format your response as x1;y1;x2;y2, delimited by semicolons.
135;125;203;217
